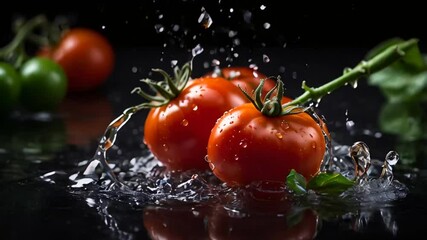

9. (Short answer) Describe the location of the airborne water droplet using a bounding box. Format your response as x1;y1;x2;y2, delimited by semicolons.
260;4;267;10
275;132;283;139
263;22;271;29
192;104;198;111
243;10;252;23
154;24;164;33
198;7;213;29
192;44;204;57
263;54;270;63
181;119;189;126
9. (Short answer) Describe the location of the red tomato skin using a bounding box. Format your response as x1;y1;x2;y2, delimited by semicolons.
207;103;326;186
144;77;249;171
45;28;114;92
204;67;277;97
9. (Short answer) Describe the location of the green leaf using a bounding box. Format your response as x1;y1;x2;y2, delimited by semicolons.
306;172;354;195
379;101;427;141
365;38;404;60
367;37;427;102
286;169;307;195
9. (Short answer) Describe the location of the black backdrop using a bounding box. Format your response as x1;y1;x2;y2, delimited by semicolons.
1;1;426;49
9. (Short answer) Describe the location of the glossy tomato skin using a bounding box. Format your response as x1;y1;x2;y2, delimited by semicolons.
20;57;67;111
42;28;114;92
0;62;21;115
204;67;277;97
144;77;249;171
207;103;326;186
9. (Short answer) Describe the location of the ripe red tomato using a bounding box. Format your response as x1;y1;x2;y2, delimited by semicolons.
143;77;249;171
204;66;277;97
40;28;114;92
207;103;326;186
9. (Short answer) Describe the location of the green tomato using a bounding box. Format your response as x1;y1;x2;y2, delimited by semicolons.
0;62;21;115
20;57;67;111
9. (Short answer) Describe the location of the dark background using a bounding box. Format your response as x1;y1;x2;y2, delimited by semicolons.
1;1;426;49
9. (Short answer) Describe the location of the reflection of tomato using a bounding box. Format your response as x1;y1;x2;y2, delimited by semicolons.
143;204;211;240
143;77;249;171
40;28;114;92
58;92;114;146
209;204;318;240
207;103;326;186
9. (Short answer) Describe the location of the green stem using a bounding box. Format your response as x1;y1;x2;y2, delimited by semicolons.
283;38;419;108
0;15;48;64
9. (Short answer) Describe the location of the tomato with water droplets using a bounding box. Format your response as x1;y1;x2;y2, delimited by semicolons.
204;66;277;98
143;77;249;171
207;102;326;186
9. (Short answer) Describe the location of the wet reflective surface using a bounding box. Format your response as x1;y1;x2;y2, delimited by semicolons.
1;47;427;240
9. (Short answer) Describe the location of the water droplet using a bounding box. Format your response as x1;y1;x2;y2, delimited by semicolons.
275;132;283;139
239;140;248;148
350;141;371;179
162;144;169;152
101;25;106;30
154;24;164;33
385;151;399;166
281;121;290;129
292;72;297;79
234;154;239;161
243;11;252;23
312;142;316;149
263;54;270;63
181;119;189;126
209;162;215;170
350;80;358;88
192;44;204;57
171;60;178;68
192;104;198;111
229;8;234;13
263;22;271;29
346;120;355;131
260;4;267;10
131;66;138;73
172;24;180;31
198;7;213;29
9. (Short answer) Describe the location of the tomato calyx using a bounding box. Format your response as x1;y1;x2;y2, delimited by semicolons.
131;62;192;108
241;77;303;117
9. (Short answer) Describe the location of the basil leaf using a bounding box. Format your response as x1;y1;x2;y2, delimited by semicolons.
379;101;427;141
367;38;427;102
286;169;307;195
306;172;354;195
